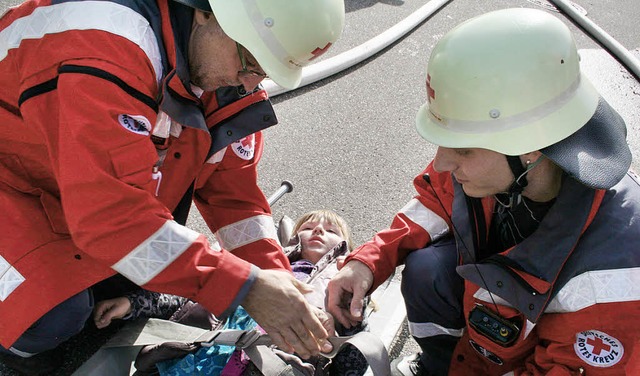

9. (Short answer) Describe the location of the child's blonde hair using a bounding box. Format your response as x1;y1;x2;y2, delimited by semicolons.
293;209;354;251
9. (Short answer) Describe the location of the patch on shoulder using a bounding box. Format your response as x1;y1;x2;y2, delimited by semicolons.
118;114;151;136
574;330;624;367
232;134;255;160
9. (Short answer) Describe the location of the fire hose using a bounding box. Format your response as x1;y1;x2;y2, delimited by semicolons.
262;0;453;97
550;0;639;81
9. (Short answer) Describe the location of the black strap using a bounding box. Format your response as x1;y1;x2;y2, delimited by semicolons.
506;155;528;194
465;195;489;260
172;182;194;225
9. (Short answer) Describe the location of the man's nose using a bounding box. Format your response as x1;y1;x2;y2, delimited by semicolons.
433;147;455;173
239;74;264;92
312;226;324;235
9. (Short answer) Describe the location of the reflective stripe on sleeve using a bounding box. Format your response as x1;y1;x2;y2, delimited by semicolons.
112;221;200;286
0;256;25;301
399;198;449;241
0;1;163;83
216;215;279;251
546;267;640;313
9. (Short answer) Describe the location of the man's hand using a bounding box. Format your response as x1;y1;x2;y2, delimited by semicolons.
93;297;132;329
327;260;374;328
241;269;334;359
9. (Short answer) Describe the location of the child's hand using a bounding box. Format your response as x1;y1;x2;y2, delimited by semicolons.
93;297;132;329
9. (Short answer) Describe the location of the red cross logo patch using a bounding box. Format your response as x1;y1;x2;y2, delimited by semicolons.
232;134;255;160
309;42;332;61
118;114;151;136
574;330;624;367
426;74;436;103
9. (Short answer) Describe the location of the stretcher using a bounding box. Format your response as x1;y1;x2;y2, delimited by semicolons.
71;181;397;376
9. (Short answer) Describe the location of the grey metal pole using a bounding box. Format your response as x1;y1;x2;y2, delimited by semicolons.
266;180;293;207
549;0;640;81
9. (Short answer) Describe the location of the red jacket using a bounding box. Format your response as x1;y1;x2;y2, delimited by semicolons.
347;163;640;375
0;0;289;347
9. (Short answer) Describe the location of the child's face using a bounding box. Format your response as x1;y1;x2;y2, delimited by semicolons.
297;219;344;264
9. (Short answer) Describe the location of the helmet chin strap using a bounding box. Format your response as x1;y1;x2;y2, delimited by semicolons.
500;155;544;208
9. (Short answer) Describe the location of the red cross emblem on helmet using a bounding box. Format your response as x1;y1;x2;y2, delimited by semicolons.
310;42;333;61
426;74;436;103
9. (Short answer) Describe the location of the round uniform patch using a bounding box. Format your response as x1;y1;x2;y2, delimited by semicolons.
574;330;624;367
232;134;255;160
118;114;151;136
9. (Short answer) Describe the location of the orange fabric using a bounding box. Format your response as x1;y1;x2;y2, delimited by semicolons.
0;0;287;347
352;164;639;375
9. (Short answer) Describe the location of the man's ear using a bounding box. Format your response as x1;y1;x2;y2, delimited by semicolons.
521;150;543;166
193;9;213;26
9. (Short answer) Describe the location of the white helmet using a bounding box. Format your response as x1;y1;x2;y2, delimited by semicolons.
208;0;345;89
416;8;630;188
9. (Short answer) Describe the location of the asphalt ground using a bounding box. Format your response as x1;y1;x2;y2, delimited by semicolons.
1;0;639;374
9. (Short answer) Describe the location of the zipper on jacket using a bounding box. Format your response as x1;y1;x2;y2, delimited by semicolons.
18;77;58;106
59;65;158;112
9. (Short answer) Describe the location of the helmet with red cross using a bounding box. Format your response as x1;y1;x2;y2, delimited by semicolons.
207;0;345;89
415;8;631;189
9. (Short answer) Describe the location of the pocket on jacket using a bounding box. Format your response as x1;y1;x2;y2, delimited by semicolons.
40;190;69;234
0;154;69;236
109;139;158;194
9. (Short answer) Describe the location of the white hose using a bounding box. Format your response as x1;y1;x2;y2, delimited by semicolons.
263;0;452;97
549;0;640;81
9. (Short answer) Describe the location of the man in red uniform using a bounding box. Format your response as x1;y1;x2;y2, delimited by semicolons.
0;0;344;373
328;8;640;376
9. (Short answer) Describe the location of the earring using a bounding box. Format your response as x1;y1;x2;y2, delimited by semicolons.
526;160;531;165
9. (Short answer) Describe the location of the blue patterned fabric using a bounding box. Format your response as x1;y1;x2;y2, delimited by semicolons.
158;306;257;376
